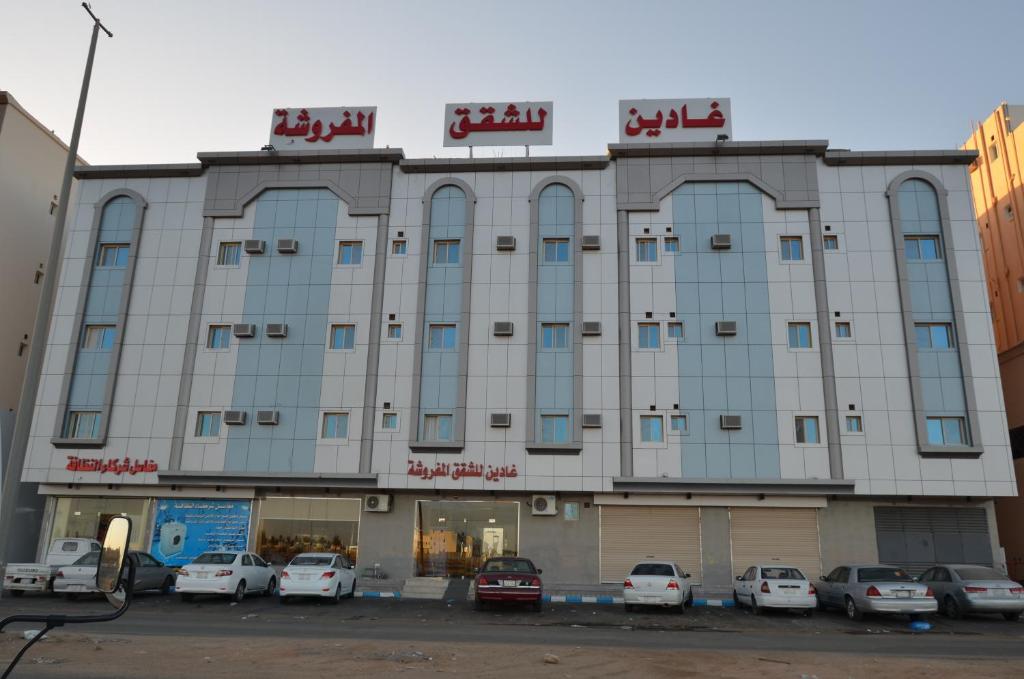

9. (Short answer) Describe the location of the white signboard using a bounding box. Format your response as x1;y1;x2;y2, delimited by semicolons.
618;98;732;143
269;107;376;150
443;101;553;147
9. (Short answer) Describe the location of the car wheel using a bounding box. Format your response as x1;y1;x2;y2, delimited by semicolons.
751;597;762;616
264;577;276;597
845;596;863;621
677;600;686;615
944;595;962;620
331;584;342;604
160;576;173;595
232;580;246;603
180;593;194;603
474;597;484;611
733;590;740;607
348;579;357;599
1002;611;1021;622
816;596;827;611
532;599;543;612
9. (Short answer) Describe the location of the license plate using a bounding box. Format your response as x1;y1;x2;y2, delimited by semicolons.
67;584;88;592
502;580;518;587
298;574;311;581
195;572;210;579
895;590;912;598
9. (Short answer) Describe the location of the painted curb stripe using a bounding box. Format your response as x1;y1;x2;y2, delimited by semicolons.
356;591;401;598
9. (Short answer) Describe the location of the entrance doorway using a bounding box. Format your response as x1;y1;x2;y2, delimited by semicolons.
415;501;519;577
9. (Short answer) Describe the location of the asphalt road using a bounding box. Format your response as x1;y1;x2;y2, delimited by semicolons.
2;592;1023;659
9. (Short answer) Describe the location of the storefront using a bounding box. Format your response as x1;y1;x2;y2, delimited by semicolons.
254;497;361;566
414;501;520;577
49;496;152;552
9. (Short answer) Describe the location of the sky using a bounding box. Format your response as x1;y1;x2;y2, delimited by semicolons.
2;0;1023;166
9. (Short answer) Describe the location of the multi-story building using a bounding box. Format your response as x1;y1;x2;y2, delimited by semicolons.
964;103;1024;579
18;121;1015;594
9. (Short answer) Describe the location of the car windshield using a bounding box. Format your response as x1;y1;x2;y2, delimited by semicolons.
484;559;535;573
192;553;236;565
858;567;913;583
762;567;804;580
290;556;333;567
73;551;101;566
630;563;674;577
955;567;1006;581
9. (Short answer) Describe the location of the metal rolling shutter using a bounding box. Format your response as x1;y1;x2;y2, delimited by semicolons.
875;507;991;575
599;507;701;584
729;508;822;579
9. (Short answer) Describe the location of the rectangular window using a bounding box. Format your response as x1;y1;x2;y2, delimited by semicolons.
823;235;839;251
386;323;402;340
391;239;407;255
217;242;241;266
337;241;363;265
96;243;129;268
904;235;941;260
65;411;100;439
433;239;461;265
330;324;356;350
914;323;954;349
926;416;966;446
640;415;664;442
206;324;230;349
670;414;688;433
322;412;349;439
638;323;661;349
541;323;570;350
195;411;221;437
82;324;115;349
795;416;820;444
543;238;570;263
664;237;680;253
835;321;852;338
427;324;457;350
636;238;658;263
846;415;863;433
382;412;398;430
541;414;569;443
788;322;813;349
780;236;804;261
423;414;453;441
667;322;684;340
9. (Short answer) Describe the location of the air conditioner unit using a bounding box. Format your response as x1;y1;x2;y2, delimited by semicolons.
720;414;742;430
496;235;516;251
710;233;732;250
256;410;279;425
277;238;299;254
233;323;257;338
266;323;288;338
490;412;512;427
243;239;265;254
364;494;392;512
223;410;247;425
531;495;558;516
581;321;602;336
582;413;602;428
581;235;601;251
493;321;514;336
715;320;738;336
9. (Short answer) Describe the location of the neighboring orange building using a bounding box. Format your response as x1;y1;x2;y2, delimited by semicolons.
964;103;1024;580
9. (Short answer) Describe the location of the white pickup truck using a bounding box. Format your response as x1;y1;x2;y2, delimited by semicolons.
3;538;101;596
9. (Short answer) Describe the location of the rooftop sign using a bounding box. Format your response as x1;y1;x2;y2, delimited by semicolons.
618;98;732;143
269;107;376;150
443;101;553;147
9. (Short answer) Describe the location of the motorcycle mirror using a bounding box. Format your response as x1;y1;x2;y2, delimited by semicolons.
96;516;132;594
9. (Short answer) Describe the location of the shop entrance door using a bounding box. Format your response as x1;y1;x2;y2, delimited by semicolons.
415;501;519;577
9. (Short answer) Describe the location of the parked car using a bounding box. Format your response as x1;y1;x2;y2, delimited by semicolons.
815;564;937;621
919;564;1024;621
733;565;816;615
279;552;357;603
474;557;543;611
3;538;100;596
54;550;176;598
176;551;276;602
623;561;692;613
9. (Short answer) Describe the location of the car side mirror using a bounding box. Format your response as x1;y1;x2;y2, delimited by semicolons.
537;569;543;575
735;575;743;581
96;516;131;594
820;575;829;582
683;573;691;579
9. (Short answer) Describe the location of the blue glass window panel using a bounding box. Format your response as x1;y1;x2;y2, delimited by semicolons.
428;325;456;350
542;324;569;350
322;413;349;439
330;325;356;350
835;322;852;338
208;326;230;349
796;416;819;443
338;242;363;265
638;324;660;349
781;237;803;261
667;323;684;339
543;239;569;263
942;417;964;445
641;415;663;442
670;415;687;432
664;237;680;253
931;324;953;349
788;323;812;348
218;242;241;265
97;244;129;268
382;413;398;429
423;414;452;441
392;240;407;255
196;412;221;437
541;415;569;443
636;239;658;262
433;240;461;265
66;411;100;438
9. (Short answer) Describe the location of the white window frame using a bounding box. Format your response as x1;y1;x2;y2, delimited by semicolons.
427;323;457;351
779;235;805;262
834;320;853;340
321;411;351;440
194;411;222;439
634;411;667;448
540;413;571;444
542;238;571;264
96;243;129;268
329;323;357;351
904;235;942;261
666;321;684;342
663;236;680;254
433;239;461;266
216;241;242;267
635;237;659;264
65;410;101;439
637;322;661;351
82;324;116;350
794;415;822;446
669;413;689;436
391;239;408;256
206;324;231;351
385;322;403;342
380;411;400;432
926;416;967;446
822;234;840;252
337;240;364;266
541;323;570;351
787;321;814;351
845;414;864;435
422;413;454;442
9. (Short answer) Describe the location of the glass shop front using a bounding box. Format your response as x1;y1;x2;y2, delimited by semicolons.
414;500;519;577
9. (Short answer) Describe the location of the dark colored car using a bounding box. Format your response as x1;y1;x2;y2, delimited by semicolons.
474;557;543;611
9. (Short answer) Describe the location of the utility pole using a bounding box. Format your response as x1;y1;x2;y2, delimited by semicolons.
0;4;112;576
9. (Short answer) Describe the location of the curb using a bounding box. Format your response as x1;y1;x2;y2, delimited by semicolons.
542;595;737;607
356;591;401;599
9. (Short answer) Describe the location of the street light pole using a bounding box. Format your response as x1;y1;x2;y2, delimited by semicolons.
0;4;112;574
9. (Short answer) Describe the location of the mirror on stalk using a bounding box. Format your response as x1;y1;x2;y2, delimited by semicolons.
96;516;132;593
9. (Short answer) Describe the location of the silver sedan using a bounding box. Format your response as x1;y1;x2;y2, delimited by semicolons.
919;564;1024;621
815;564;937;621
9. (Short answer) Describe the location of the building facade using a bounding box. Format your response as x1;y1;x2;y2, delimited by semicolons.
19;135;1016;593
964;103;1024;579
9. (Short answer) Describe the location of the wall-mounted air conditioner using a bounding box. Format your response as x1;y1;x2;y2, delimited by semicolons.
582;413;602;428
233;323;257;338
243;240;265;254
223;410;247;425
531;495;558;516
715;320;738;336
493;321;514;336
710;234;732;250
490;413;512;427
581;235;601;251
256;410;279;425
277;238;299;254
581;321;602;336
496;235;516;251
720;414;742;430
365;494;392;512
266;323;288;338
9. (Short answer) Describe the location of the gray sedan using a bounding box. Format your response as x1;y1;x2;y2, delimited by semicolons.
815;564;937;621
919;564;1024;621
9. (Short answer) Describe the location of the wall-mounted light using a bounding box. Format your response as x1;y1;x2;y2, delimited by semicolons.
716;134;729;142
261;144;276;152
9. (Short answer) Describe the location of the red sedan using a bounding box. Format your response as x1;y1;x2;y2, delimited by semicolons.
474;557;543;611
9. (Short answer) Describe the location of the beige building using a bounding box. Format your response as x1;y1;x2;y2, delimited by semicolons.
964;103;1024;580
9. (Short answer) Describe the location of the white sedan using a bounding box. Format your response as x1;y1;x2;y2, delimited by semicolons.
176;551;276;603
734;564;817;615
623;561;693;613
279;552;357;603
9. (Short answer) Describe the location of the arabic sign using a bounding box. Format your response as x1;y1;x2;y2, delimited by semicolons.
269;107;376;150
407;459;519;483
150;499;252;567
443;101;553;147
66;456;157;475
618;98;732;143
